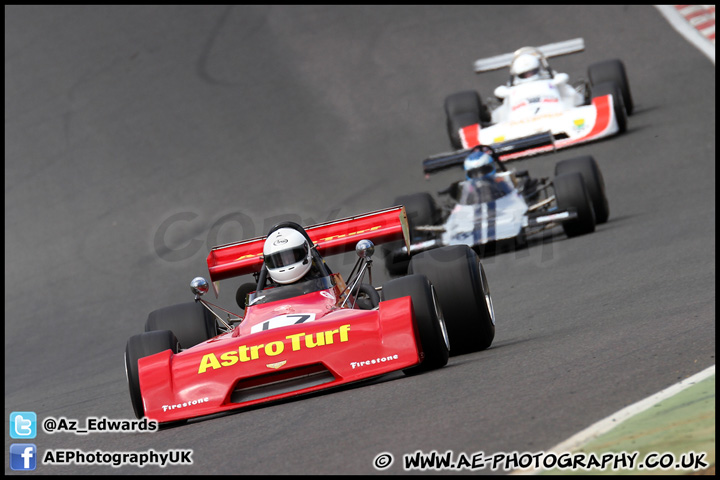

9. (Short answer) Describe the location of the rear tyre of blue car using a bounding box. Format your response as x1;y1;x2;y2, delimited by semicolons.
553;172;596;238
555;155;609;224
381;274;450;374
145;301;218;350
409;245;495;355
125;330;179;419
383;192;439;276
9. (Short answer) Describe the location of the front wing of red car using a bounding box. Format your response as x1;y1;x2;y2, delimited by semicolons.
137;296;420;423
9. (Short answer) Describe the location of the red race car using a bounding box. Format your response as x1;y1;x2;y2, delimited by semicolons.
124;206;495;424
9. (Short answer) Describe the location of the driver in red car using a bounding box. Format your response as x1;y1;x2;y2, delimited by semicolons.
263;225;319;285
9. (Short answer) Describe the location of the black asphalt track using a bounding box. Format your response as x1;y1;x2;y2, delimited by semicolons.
5;5;715;474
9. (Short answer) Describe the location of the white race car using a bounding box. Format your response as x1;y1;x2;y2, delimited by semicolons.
445;38;634;162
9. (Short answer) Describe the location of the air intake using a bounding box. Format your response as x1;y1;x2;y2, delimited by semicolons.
230;364;335;404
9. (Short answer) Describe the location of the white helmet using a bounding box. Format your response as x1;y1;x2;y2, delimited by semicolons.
510;53;542;84
263;228;312;284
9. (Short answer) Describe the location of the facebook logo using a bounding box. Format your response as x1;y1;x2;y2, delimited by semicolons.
10;412;37;439
10;444;37;471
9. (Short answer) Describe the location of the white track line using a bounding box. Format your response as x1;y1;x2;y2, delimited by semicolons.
512;365;715;475
655;5;715;63
545;364;715;454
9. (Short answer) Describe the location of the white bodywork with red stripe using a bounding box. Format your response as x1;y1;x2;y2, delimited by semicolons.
460;78;619;162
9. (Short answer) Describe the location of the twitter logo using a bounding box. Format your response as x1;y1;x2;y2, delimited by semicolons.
10;412;37;439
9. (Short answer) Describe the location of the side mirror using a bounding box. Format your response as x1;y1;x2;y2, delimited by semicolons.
355;239;375;259
551;72;569;86
494;85;510;99
190;277;209;298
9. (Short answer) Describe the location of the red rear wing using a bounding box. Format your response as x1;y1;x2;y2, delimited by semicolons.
206;206;410;283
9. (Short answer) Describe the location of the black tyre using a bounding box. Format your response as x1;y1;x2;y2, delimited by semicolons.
381;275;450;374
236;282;257;310
125;330;179;419
591;81;627;133
350;283;381;310
588;59;633;114
553;172;596;237
444;90;490;150
554;155;609;224
409;245;495;355
145;302;218;350
384;192;439;276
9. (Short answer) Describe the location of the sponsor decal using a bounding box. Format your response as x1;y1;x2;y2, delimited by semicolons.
351;354;399;369
573;118;586;130
273;238;288;246
250;313;316;333
317;225;382;243
509;112;562;126
198;324;351;373
235;252;263;261
162;397;210;412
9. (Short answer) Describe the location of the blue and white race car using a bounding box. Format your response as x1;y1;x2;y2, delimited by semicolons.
445;38;633;162
384;134;610;274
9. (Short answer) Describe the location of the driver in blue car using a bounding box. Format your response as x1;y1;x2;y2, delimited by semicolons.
463;148;496;181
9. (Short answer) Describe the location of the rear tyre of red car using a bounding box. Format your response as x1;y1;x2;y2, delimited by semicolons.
554;155;609;224
408;245;495;355
444;90;490;150
381;274;450;374
145;301;218;350
553;172;596;238
383;192;439;276
591;81;627;133
588;59;633;115
125;330;179;419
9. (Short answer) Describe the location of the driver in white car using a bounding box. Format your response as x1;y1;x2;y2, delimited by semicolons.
493;52;583;120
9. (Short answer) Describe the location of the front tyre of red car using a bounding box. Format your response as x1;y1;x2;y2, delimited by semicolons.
124;330;179;419
408;245;495;355
381;275;450;374
144;301;218;350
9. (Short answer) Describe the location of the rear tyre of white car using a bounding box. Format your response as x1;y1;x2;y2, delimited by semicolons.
553;172;596;237
444;90;490;150
588;59;633;115
554;155;609;224
408;245;495;355
381;275;450;374
591;81;627;133
383;192;439;276
125;330;179;419
145;302;218;350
